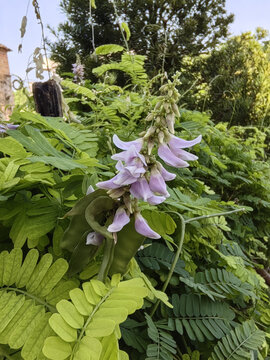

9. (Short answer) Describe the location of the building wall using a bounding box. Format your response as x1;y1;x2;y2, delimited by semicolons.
0;45;14;117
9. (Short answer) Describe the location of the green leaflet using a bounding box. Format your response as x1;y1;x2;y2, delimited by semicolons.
121;23;131;41
43;277;148;360
210;320;265;360
95;44;124;55
0;248;76;360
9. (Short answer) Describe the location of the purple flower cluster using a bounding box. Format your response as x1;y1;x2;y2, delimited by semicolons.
94;132;201;240
72;63;85;82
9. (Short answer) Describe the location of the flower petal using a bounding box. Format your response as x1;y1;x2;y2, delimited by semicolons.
86;185;95;195
86;232;104;246
147;195;166;205
135;213;161;239
157;162;176;181
112;145;146;166
113;134;143;151
149;167;169;196
158;144;189;168
112;169;138;186
170;148;198;161
169;134;202;149
96;176;121;190
107;207;130;233
130;177;153;201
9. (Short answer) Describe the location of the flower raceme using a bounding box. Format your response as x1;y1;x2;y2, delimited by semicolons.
94;132;201;240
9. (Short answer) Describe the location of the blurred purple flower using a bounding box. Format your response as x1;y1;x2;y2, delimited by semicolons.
86;232;104;246
0;123;19;133
135;212;160;239
107;207;130;233
72;63;85;82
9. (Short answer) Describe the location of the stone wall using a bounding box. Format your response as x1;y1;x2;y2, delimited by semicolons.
0;44;14;117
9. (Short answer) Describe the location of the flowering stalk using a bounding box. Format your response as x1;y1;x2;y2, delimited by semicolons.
88;74;202;244
72;55;85;83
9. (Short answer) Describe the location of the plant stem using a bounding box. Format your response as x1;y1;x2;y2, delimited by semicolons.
111;0;129;52
150;214;185;317
184;208;246;223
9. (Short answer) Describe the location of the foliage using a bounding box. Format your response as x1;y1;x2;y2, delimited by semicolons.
180;30;270;126
3;24;270;359
50;0;233;77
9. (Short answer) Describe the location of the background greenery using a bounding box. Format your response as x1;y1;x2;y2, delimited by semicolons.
0;0;270;358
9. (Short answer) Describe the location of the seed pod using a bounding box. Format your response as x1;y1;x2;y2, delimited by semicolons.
109;217;145;275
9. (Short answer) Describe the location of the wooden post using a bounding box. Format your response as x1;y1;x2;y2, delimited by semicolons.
32;79;63;117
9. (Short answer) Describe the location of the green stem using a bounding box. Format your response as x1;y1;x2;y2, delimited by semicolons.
111;0;129;52
97;238;115;282
184;208;246;223
5;287;56;313
70;288;113;359
150;214;185;317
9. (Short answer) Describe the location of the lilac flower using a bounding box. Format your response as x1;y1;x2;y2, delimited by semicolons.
158;134;201;168
149;166;170;197
113;134;143;152
112;145;146;166
107;207;130;232
158;144;189;168
130;177;166;205
97;138;146;191
0;123;19;133
72;63;85;82
156;162;176;181
169;134;202;150
86;232;104;246
135;212;160;239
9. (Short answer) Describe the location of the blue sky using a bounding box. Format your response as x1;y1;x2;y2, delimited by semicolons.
1;0;269;82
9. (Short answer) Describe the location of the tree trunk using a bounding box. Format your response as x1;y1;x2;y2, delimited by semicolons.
32;79;62;117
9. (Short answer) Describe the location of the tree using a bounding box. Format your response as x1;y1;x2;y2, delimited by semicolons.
49;0;233;77
180;30;270;126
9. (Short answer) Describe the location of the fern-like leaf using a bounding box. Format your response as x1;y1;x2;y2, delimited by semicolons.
210;320;265;360
43;276;148;360
0;248;76;360
170;294;235;342
180;268;256;301
145;314;177;360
